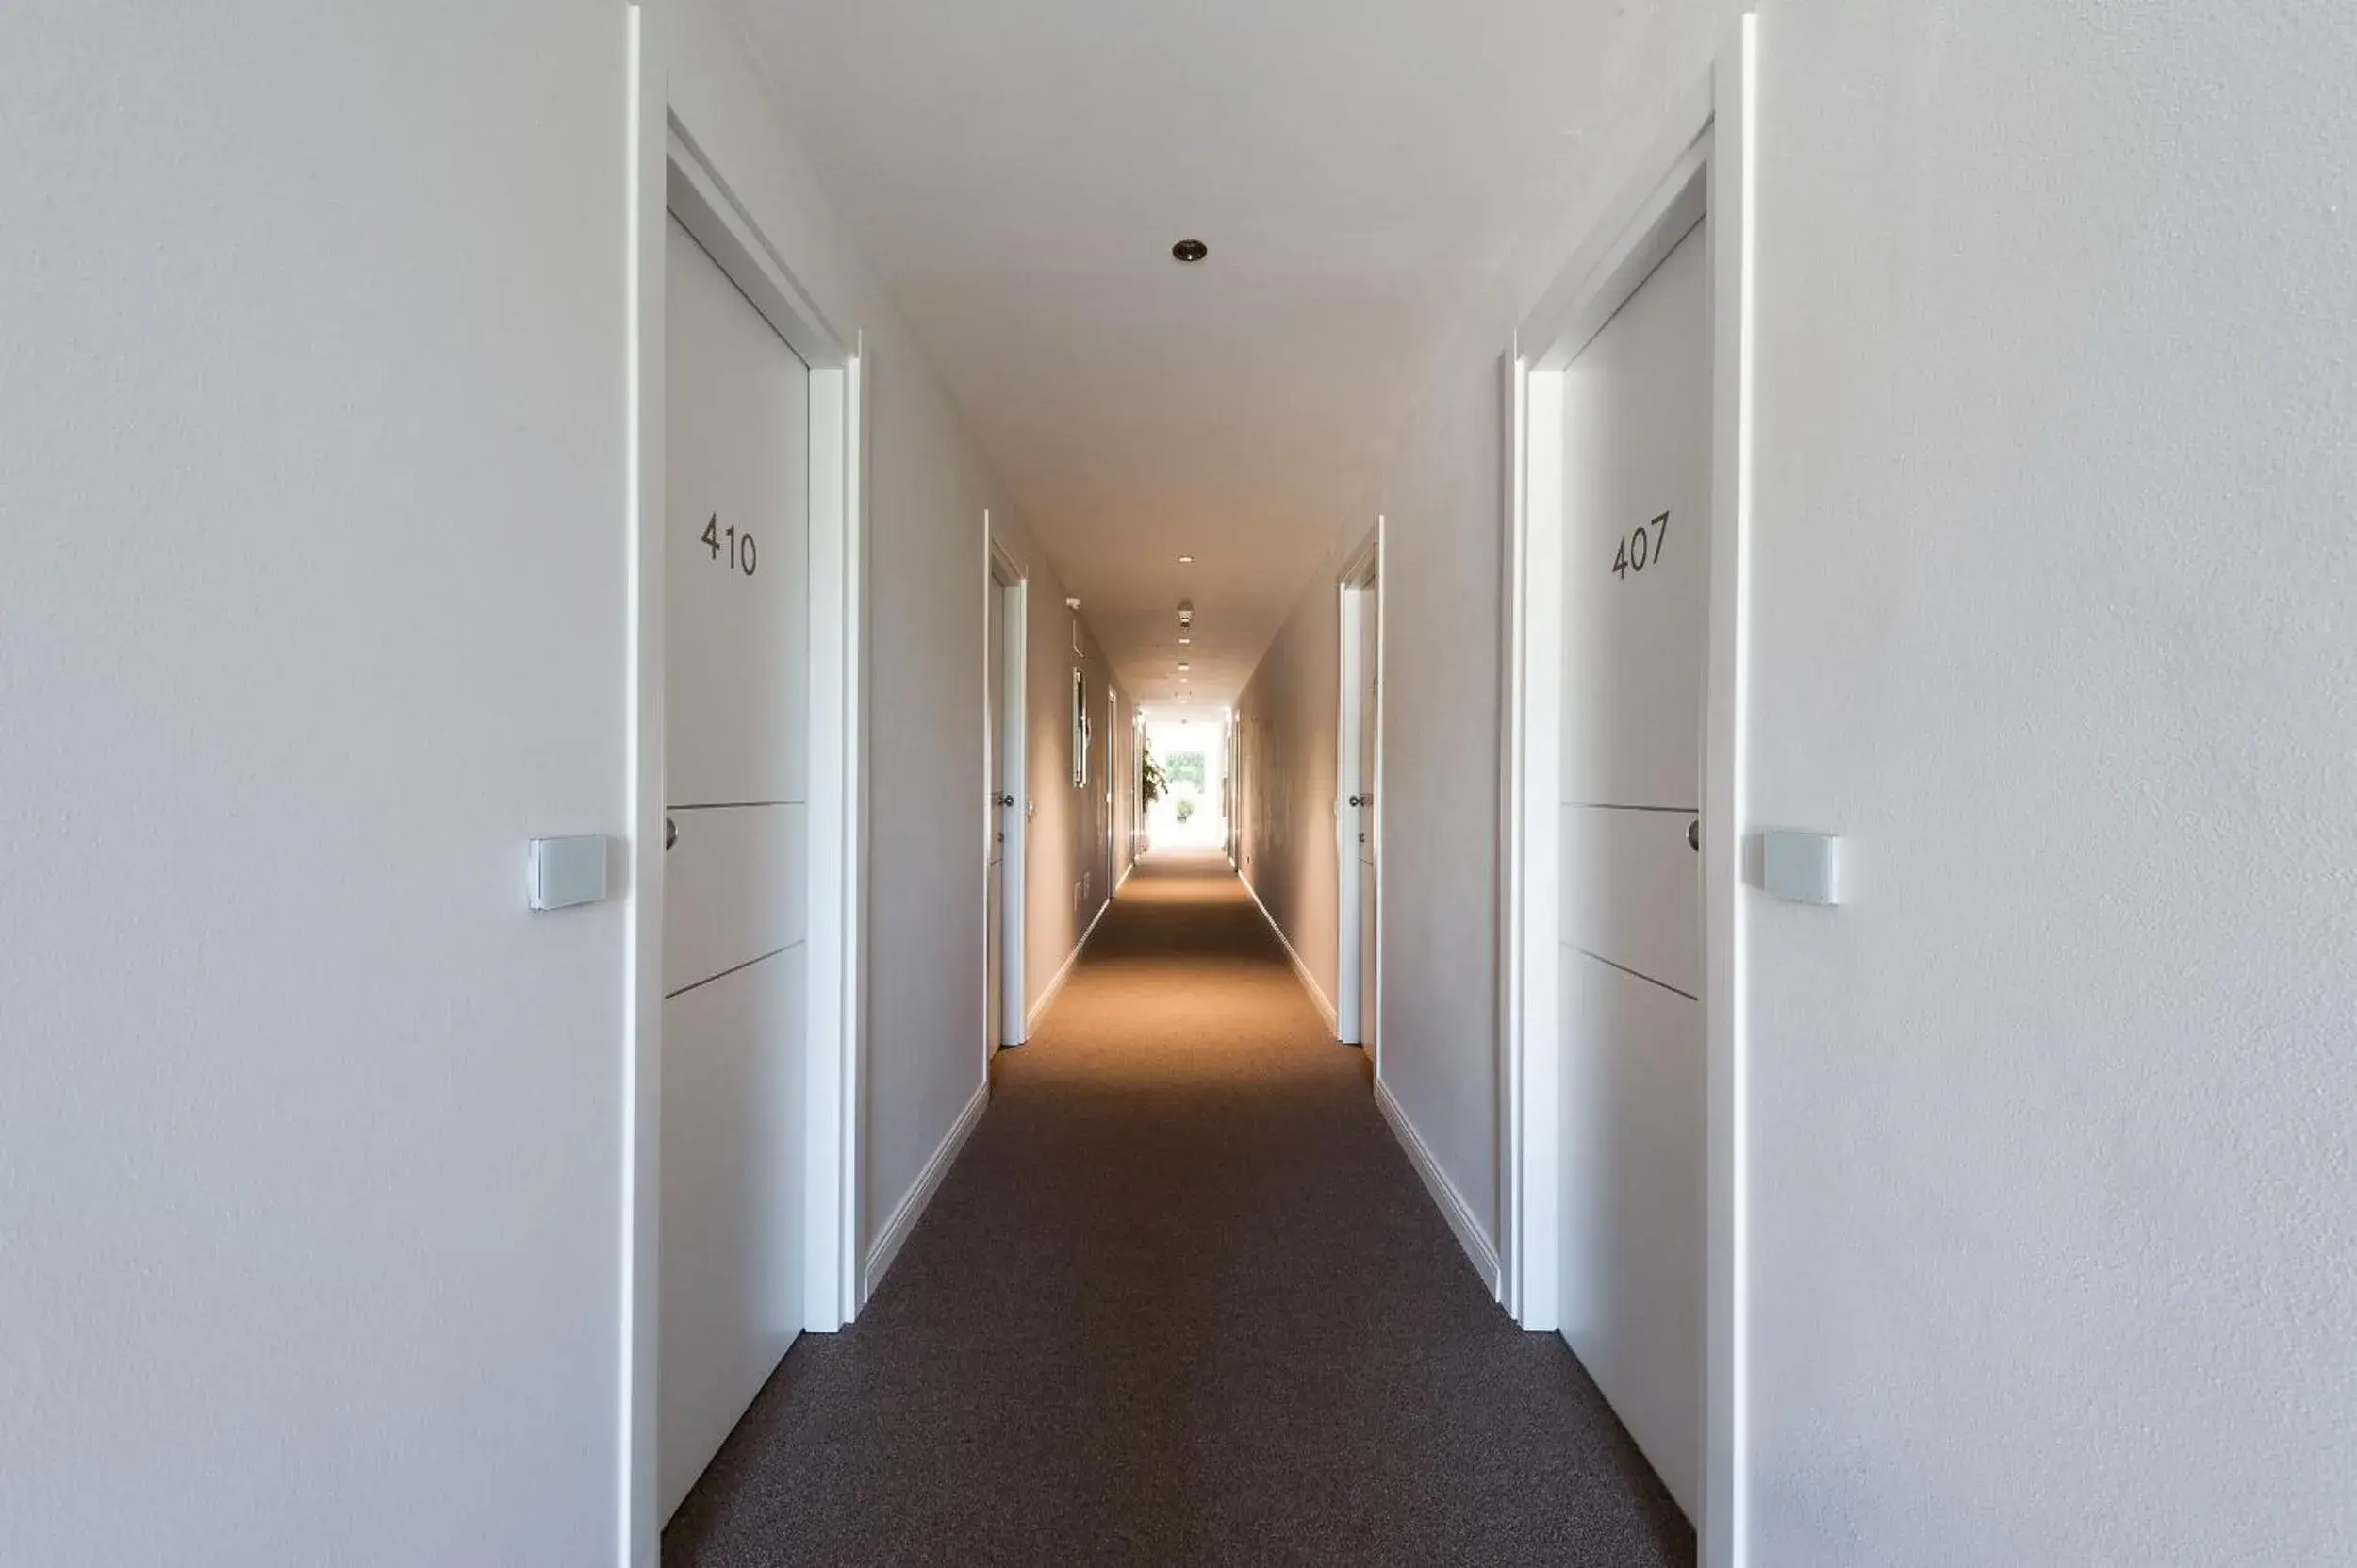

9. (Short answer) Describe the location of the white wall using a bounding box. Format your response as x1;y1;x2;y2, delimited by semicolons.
1355;0;2357;1560
1740;3;2357;1560
0;5;632;1562
989;517;1129;1025
0;8;1128;1559
671;0;1123;1257
1232;535;1351;1019
1366;349;1518;1243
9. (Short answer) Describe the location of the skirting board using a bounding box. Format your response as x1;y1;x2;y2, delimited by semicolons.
863;1079;988;1305
1024;891;1117;1035
1240;872;1338;1032
1375;1078;1503;1299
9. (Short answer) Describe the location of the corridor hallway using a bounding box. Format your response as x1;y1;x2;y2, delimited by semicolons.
664;851;1690;1567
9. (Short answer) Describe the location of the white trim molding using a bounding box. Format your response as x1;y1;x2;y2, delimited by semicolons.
1499;18;1756;1568
1375;1080;1502;1297
1024;891;1116;1035
619;15;668;1563
1241;871;1338;1032
863;1081;990;1305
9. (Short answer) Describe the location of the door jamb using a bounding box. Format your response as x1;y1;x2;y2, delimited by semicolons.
1498;19;1755;1568
623;52;869;1562
986;531;1029;1049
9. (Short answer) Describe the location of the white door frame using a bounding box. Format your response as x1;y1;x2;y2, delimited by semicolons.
1498;19;1754;1568
1334;523;1383;1050
987;530;1029;1050
623;31;868;1560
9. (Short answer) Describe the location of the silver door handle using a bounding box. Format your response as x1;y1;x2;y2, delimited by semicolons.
1688;819;1701;852
665;817;678;852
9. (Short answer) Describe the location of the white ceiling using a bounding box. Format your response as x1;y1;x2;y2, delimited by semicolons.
734;0;1597;710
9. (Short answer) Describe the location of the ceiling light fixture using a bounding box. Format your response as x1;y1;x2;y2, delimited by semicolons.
1172;239;1208;264
1178;663;1190;671
1178;554;1195;564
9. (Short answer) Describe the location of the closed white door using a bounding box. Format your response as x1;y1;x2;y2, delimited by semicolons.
659;215;812;1522
1556;216;1709;1519
1354;583;1378;1057
986;575;1006;1053
1335;578;1378;1048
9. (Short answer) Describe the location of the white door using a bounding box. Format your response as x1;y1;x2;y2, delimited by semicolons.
1354;583;1378;1058
1336;578;1377;1047
1556;216;1709;1518
659;215;812;1522
986;574;1006;1053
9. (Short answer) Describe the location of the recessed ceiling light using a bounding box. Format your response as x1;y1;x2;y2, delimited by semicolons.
1178;636;1191;644
1172;239;1208;264
1178;554;1195;564
1178;663;1190;671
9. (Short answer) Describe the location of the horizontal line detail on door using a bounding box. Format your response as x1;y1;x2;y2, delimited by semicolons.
1562;801;1698;814
1562;943;1699;1002
667;799;807;811
665;939;805;1001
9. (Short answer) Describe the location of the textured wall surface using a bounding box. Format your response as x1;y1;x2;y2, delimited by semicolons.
996;519;1127;1021
0;4;632;1561
1741;3;2357;1560
1232;532;1353;1018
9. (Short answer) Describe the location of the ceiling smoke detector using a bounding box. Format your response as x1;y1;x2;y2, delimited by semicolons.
1171;239;1209;264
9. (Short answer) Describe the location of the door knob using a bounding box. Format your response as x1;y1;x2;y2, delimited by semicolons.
665;817;678;851
1688;819;1701;852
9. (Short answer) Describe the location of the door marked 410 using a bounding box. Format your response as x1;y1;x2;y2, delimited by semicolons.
700;513;758;577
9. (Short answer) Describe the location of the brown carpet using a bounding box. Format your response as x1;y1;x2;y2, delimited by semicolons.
663;850;1693;1567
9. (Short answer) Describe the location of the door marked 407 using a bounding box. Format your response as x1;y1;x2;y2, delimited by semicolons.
1611;510;1671;579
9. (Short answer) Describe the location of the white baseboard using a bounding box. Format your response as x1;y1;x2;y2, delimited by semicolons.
1023;891;1115;1035
1375;1077;1503;1299
863;1079;988;1305
1239;871;1337;1031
